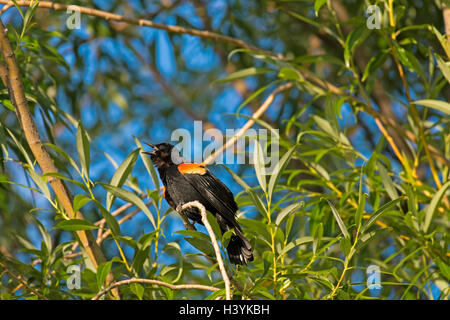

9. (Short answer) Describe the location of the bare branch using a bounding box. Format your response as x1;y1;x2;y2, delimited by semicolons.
202;82;293;166
179;201;231;300
91;277;219;300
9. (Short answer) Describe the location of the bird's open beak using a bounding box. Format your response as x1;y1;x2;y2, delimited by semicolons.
143;142;157;156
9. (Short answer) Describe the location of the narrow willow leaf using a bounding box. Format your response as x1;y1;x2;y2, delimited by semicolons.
97;261;113;290
106;148;140;210
253;139;267;193
378;162;399;201
99;183;156;229
430;25;450;59
412;99;450;115
362;52;388;82
278;67;302;81
344;24;371;67
27;168;51;200
92;199;121;238
361;197;403;233
73;194;92;213
76;121;90;178
5;126;33;167
135;137;160;192
45;143;81;175
214;67;275;84
275;202;303;226
326;200;350;238
313;222;323;254
268;145;296;202
355;167;366;227
314;0;327;16
435;54;450;84
54;219;98;231
206;211;222;241
423;180;450;233
221;164;268;217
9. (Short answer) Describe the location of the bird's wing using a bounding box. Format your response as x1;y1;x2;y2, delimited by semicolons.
178;163;238;224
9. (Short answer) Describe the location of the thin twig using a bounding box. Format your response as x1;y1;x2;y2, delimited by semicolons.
91;277;219;300
179;201;231;300
0;261;48;300
202;83;293;166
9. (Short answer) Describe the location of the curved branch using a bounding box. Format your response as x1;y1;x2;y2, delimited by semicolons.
179;201;231;300
91;277;219;300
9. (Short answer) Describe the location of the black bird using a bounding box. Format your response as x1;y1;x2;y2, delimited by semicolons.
144;142;253;265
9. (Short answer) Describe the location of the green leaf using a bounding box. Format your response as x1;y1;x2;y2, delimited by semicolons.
96;261;113;290
275;202;303;226
339;236;351;256
362;52;388;82
423;180;450;233
344;24;371;67
99;183;155;229
175;230;211;242
326;200;350;238
394;44;415;72
268;145;296;202
355;168;366;228
314;0;327;16
278;67;302;81
430;25;450;59
253;139;267;193
313;222;323;254
134;137;160;192
412;99;450;115
435;54;450;84
27;168;51;200
73;194;92;213
378;162;399;201
221;229;234;248
54;219;98;231
206;211;222;241
361;197;403;234
214;67;275;84
92;199;121;238
106;148;140;210
76;122;90;178
130;283;145;300
222;164;268;217
45;143;81;175
184;237;215;257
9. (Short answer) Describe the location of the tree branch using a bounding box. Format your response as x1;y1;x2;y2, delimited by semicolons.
179;201;231;300
91;277;219;300
0;18;119;299
202;82;293;166
0;1;273;56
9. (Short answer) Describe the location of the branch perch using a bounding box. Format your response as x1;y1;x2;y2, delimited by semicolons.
91;277;219;300
179;201;231;300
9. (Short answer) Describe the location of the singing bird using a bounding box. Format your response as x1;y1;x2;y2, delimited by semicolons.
144;142;253;265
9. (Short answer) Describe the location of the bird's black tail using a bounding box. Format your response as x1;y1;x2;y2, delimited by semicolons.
226;228;253;265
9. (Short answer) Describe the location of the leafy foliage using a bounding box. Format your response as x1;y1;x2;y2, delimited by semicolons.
0;0;449;300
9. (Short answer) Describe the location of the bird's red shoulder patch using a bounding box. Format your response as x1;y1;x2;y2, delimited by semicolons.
178;163;207;175
162;186;166;198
